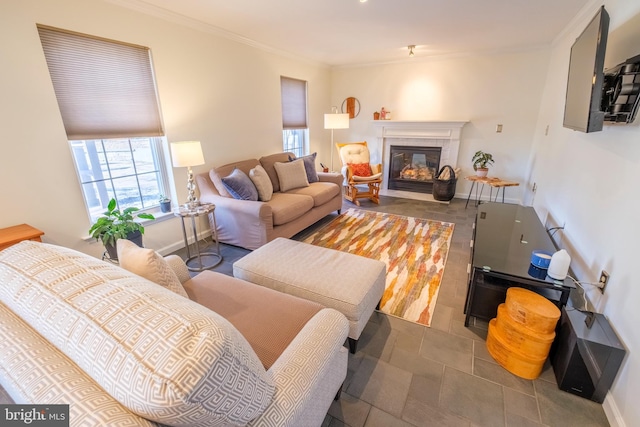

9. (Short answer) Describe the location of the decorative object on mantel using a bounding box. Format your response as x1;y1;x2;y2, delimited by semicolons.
472;150;494;177
379;107;391;120
341;97;360;118
373;111;380;120
324;106;350;172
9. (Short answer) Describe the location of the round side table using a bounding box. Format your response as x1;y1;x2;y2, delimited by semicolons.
174;203;222;271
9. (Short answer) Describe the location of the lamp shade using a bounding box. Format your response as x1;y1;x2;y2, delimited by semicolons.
170;141;204;167
324;113;350;130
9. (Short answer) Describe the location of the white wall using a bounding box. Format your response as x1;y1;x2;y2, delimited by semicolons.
329;50;551;201
528;2;640;426
0;0;330;257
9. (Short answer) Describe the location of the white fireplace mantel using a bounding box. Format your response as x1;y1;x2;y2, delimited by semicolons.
372;120;468;202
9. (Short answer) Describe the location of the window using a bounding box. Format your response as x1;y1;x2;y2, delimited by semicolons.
280;76;308;157
282;129;308;158
37;25;168;221
70;138;169;222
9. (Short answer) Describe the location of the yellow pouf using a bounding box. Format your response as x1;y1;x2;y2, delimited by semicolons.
504;287;560;334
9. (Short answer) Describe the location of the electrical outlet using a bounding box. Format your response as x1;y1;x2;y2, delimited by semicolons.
599;270;610;294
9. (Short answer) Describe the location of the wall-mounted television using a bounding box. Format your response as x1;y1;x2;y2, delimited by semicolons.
563;6;610;133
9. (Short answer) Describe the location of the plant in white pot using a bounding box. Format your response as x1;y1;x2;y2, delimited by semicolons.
472;150;494;177
89;198;155;260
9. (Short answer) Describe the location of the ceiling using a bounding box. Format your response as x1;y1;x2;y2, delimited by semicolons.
122;0;591;66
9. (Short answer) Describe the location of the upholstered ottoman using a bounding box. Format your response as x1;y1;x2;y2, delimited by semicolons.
233;237;386;353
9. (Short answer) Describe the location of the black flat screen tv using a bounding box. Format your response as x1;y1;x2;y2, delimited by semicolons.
563;6;609;133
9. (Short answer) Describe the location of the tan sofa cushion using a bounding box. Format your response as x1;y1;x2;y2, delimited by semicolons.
267;192;314;225
183;271;323;369
259;152;294;192
285;182;341;207
0;242;274;427
116;239;188;297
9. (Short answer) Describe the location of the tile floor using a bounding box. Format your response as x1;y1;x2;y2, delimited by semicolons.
178;196;610;427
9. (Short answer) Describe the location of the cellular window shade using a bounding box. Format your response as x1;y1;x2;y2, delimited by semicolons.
280;76;307;129
37;25;164;140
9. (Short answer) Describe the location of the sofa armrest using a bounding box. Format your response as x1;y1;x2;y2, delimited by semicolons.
199;193;274;249
317;172;344;187
164;255;190;284
250;308;349;427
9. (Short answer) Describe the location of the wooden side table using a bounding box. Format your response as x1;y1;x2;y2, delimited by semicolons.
174;203;222;271
0;224;44;251
465;176;519;208
488;179;520;203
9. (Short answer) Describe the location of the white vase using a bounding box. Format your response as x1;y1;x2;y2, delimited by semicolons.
476;168;488;177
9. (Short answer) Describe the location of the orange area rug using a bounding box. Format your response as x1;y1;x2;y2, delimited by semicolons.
303;208;454;326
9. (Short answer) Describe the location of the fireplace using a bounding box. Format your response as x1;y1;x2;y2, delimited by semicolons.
372;121;467;202
388;146;441;193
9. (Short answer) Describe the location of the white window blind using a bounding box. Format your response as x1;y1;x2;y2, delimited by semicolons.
37;25;164;140
280;76;308;129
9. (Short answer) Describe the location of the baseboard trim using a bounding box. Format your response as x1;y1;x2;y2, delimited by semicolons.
603;393;626;427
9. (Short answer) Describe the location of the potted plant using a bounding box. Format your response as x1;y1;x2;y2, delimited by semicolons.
472;150;494;177
159;195;172;213
89;198;155;260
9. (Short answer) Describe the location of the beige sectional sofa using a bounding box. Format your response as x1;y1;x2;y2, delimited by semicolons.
196;152;343;250
0;241;349;427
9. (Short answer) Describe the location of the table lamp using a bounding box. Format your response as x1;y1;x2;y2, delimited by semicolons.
324;107;349;172
170;140;205;208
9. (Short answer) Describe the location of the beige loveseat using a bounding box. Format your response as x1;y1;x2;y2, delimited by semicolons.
0;241;349;427
196;152;343;250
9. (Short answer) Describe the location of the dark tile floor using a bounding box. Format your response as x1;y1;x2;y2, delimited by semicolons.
176;196;610;427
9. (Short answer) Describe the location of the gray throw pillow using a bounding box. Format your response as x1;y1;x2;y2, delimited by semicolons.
289;152;319;183
221;168;258;201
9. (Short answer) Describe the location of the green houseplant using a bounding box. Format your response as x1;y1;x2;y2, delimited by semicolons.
472;150;494;177
89;198;155;260
159;195;172;213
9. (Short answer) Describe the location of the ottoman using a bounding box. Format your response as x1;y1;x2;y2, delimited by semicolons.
233;238;386;353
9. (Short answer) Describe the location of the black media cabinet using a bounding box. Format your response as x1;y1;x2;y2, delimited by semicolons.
464;203;575;327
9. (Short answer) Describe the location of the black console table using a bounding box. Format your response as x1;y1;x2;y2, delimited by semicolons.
464;203;575;326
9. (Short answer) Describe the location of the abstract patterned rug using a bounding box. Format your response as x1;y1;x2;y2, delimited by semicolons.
303;208;454;327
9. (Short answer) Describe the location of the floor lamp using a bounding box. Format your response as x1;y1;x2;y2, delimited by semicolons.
324;108;349;172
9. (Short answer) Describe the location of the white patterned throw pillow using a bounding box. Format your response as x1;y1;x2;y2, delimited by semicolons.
116;239;188;297
274;158;309;192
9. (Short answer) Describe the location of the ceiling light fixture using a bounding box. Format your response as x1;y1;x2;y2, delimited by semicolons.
408;45;415;57
360;0;367;3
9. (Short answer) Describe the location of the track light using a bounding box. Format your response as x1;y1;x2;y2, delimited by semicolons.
408;45;415;57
